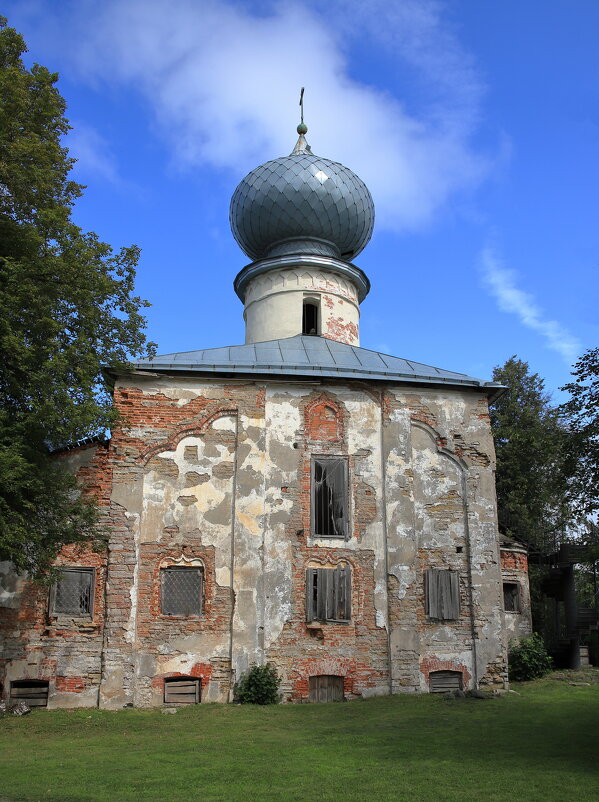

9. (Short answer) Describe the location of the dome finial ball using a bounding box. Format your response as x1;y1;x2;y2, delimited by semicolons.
297;122;308;135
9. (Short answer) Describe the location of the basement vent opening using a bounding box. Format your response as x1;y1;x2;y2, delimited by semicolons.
164;676;201;705
429;671;463;693
309;675;344;703
10;679;49;707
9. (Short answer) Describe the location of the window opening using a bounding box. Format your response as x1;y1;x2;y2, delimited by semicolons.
164;676;201;704
309;675;344;703
302;300;319;335
50;568;94;615
161;567;203;616
503;582;520;612
429;670;463;693
306;564;351;623
425;569;460;620
10;679;49;707
312;457;348;538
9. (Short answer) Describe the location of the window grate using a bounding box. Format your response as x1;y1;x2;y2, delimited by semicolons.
51;568;94;615
161;567;203;617
425;569;460;620
312;457;348;538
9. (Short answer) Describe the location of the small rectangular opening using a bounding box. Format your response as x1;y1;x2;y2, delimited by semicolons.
302;300;319;335
10;680;49;707
164;677;201;704
503;582;520;612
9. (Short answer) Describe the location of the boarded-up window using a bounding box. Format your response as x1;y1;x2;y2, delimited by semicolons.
164;676;201;704
309;675;344;703
429;670;463;693
312;457;348;538
161;567;203;616
50;568;94;615
10;679;49;707
306;564;351;623
503;582;520;612
425;569;460;620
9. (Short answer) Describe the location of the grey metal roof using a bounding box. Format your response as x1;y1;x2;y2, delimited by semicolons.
129;335;503;397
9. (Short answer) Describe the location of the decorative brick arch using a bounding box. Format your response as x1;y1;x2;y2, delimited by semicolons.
304;393;345;443
410;419;469;472
420;656;472;688
139;407;238;465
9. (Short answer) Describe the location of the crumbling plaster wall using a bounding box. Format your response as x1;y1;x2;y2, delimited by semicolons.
0;373;509;708
0;443;110;708
383;389;507;691
243;268;361;345
501;549;533;642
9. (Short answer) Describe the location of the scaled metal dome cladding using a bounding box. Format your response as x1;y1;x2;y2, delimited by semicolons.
230;150;375;263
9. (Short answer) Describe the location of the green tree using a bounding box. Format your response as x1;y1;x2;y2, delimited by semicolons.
490;357;575;553
0;19;154;574
560;347;599;516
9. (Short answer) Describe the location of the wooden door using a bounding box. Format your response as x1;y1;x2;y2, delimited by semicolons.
309;675;344;703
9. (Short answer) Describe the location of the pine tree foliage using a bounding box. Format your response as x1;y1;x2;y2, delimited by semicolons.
490;357;575;552
0;19;154;574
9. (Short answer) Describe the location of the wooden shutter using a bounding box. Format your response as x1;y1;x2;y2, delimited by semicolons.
334;564;351;621
313;458;348;538
430;670;462;693
308;565;351;623
10;680;49;707
426;569;459;620
316;568;330;621
305;568;317;622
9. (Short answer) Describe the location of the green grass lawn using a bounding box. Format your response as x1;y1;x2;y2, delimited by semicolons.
0;672;597;802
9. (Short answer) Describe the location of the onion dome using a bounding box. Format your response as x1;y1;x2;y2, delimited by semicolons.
230;124;375;263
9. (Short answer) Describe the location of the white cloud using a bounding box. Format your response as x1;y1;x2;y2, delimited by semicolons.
481;247;581;365
13;0;492;231
66;122;120;183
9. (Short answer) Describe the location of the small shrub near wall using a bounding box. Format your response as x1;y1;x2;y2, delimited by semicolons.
508;633;553;681
234;663;281;705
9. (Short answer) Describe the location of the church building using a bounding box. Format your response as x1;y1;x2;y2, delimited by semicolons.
0;120;531;708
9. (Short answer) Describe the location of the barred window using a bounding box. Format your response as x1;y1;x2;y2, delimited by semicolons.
50;568;94;616
425;569;460;620
306;564;351;623
312;457;348;538
161;567;203;617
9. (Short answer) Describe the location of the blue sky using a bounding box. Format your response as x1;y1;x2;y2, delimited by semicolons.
6;0;598;400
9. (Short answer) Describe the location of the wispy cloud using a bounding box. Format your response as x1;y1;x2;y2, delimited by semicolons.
481;247;580;364
10;0;492;231
66;122;120;184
